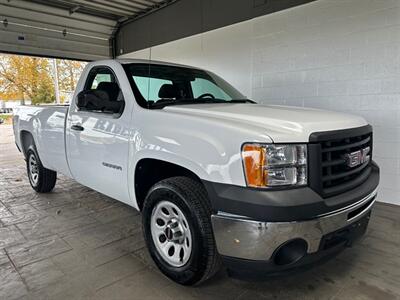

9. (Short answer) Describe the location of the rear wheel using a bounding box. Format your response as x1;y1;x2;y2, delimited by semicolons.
142;176;221;285
26;147;57;193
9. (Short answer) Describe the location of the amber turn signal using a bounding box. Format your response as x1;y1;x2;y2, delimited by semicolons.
241;144;266;187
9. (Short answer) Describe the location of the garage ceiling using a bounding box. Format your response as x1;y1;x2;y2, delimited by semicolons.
0;0;176;61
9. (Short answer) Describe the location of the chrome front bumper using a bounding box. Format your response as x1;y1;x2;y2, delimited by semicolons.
211;189;377;261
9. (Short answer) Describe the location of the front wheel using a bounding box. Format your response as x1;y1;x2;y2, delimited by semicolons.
142;177;221;285
26;147;57;193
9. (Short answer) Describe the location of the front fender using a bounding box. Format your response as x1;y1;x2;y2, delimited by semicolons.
127;109;274;208
127;138;243;209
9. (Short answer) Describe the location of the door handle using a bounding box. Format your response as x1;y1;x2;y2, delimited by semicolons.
71;124;84;131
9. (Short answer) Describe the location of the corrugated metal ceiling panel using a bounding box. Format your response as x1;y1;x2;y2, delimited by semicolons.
0;0;176;60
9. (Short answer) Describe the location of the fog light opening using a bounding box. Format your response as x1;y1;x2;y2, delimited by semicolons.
273;239;308;266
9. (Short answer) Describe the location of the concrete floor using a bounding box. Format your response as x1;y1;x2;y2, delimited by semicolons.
0;124;399;300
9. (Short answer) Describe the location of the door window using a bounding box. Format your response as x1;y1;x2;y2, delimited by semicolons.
79;67;125;115
85;67;117;92
90;73;112;89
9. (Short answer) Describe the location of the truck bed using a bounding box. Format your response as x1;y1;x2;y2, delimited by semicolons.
13;105;71;177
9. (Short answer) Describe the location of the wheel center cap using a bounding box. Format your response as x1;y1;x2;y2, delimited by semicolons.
165;227;173;240
164;218;184;243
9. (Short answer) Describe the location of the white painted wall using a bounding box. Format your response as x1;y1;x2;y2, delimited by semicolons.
121;0;400;205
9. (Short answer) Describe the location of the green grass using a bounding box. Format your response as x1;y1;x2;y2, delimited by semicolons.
0;114;13;124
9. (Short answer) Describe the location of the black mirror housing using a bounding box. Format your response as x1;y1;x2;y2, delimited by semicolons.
76;89;124;114
76;90;88;109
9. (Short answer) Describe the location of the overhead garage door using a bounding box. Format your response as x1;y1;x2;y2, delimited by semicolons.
0;0;175;61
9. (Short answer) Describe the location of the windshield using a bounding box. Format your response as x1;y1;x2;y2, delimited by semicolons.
123;63;251;109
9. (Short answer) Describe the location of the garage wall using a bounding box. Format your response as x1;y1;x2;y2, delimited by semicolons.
116;0;316;55
251;0;400;206
121;0;400;205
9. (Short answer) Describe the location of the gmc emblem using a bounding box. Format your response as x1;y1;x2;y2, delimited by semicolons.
344;146;370;168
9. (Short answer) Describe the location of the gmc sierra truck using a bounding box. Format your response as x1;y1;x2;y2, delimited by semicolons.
13;59;379;285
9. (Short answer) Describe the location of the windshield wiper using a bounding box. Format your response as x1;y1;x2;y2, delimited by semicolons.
149;98;257;109
150;98;226;109
228;99;257;104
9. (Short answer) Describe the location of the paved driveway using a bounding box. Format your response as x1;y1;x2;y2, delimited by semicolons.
0;124;399;299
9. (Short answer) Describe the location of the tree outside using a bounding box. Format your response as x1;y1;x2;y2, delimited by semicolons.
0;54;86;106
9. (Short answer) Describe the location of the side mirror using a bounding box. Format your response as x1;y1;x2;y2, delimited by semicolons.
76;90;91;109
76;89;105;111
76;89;124;114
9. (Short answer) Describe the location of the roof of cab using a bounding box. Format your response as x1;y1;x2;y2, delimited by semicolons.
117;58;203;70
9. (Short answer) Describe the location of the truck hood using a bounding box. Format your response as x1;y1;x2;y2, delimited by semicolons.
164;103;368;143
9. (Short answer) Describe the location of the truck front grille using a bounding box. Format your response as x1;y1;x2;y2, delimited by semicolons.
308;125;373;198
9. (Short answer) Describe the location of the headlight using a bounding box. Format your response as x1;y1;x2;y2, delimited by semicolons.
241;143;307;188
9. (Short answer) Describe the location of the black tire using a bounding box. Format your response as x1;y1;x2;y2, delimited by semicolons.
26;146;57;193
142;176;221;285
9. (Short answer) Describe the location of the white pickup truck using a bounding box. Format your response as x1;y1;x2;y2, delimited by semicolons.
13;59;379;285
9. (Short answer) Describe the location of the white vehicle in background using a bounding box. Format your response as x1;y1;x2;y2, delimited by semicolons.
13;59;379;285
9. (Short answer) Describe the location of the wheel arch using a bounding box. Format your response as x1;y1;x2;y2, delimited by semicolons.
20;130;36;158
134;158;207;211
